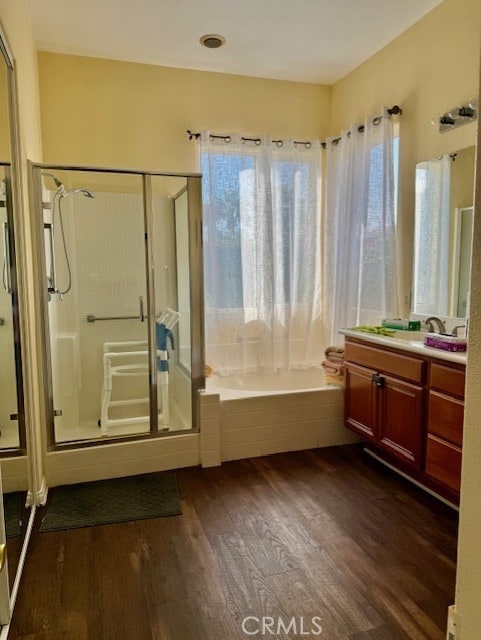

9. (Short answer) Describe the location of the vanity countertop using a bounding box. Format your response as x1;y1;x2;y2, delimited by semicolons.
339;329;467;365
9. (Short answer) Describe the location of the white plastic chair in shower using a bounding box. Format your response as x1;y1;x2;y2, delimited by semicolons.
99;308;180;435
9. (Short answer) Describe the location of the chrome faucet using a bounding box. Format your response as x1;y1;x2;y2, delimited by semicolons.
425;316;447;333
452;325;466;337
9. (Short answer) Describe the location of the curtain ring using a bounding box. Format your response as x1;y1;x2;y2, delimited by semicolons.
332;138;339;146
357;125;365;133
276;140;283;147
347;131;351;138
224;136;231;143
305;141;312;149
372;116;382;126
255;138;261;145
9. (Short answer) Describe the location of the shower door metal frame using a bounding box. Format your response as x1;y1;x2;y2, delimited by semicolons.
30;161;204;451
0;162;27;455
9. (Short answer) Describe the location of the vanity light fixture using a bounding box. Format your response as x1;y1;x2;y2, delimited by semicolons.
199;34;226;49
438;98;478;133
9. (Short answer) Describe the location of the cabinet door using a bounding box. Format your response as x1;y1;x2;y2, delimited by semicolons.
378;375;423;469
345;363;376;440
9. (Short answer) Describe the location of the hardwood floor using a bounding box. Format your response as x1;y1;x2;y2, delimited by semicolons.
8;444;458;639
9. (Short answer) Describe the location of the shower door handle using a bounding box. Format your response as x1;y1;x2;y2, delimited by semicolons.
44;222;57;293
139;295;145;322
2;222;11;294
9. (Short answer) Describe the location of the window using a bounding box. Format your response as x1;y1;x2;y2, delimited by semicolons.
200;132;323;374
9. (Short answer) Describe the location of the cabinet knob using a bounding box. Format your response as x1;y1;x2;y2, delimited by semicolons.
372;373;385;388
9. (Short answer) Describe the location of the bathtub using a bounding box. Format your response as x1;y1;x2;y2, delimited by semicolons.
206;367;327;399
202;368;358;463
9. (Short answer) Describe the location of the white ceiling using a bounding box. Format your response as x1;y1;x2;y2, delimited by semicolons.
28;0;442;84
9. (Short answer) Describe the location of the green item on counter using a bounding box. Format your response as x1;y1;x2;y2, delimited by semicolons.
381;319;422;330
351;325;397;336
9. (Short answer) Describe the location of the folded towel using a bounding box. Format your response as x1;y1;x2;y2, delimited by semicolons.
325;346;345;358
321;360;345;375
325;354;344;364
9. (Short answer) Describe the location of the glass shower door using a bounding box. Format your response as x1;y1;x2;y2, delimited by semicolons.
40;169;151;444
150;176;192;431
0;165;23;451
150;174;203;432
33;164;204;447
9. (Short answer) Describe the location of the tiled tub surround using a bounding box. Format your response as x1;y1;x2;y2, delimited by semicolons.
205;370;358;462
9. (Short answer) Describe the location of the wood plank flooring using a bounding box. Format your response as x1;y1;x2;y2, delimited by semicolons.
8;444;458;639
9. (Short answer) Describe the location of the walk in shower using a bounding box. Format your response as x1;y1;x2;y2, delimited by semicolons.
31;164;203;448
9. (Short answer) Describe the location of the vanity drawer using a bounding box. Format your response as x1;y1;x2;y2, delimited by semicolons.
430;362;465;399
428;391;464;446
345;341;424;383
425;434;462;493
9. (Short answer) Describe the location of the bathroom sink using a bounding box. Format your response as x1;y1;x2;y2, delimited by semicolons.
391;330;427;342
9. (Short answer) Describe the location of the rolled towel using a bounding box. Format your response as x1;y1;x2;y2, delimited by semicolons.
321;360;345;375
326;354;344;364
325;346;345;358
204;364;213;377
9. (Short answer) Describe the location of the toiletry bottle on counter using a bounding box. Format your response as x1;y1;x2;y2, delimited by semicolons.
381;319;422;331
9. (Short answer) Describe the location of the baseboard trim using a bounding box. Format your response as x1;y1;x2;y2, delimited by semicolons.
364;448;459;511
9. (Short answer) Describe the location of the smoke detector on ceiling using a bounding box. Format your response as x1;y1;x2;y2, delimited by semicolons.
199;34;226;49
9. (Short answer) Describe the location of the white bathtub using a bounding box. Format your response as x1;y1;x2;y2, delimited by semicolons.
206;367;329;399
202;368;357;463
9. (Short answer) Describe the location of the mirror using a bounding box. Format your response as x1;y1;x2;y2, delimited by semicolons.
412;145;475;318
0;22;29;613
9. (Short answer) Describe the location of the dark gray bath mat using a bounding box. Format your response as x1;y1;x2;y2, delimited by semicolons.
40;472;182;532
3;492;22;538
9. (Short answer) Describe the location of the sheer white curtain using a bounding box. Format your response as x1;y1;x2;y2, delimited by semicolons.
412;155;451;315
201;132;323;375
324;109;399;344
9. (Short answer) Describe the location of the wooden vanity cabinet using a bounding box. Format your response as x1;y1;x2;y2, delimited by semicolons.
345;363;376;440
425;361;465;494
344;340;424;469
378;374;423;468
344;337;466;503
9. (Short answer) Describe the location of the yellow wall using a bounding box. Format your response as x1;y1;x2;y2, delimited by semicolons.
0;64;10;159
37;52;331;173
455;49;481;640
456;73;481;640
0;0;42;162
451;146;476;213
449;146;475;316
330;0;481;314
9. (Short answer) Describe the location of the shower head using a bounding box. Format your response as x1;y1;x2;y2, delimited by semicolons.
42;172;64;189
42;173;95;199
65;188;95;199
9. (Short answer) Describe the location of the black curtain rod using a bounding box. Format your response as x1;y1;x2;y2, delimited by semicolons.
186;104;402;149
321;105;402;148
186;131;313;148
